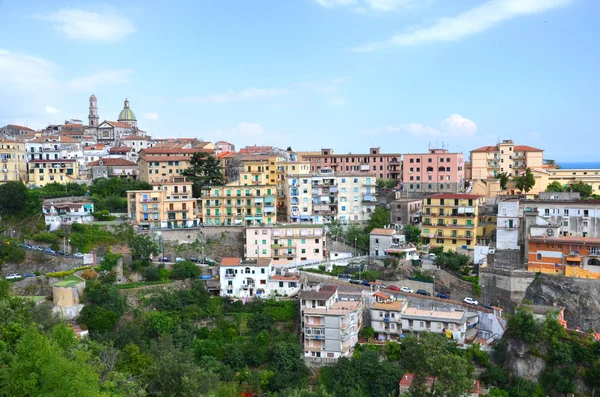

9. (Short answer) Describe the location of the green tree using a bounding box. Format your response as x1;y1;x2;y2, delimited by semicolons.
171;260;201;279
545;181;564;193
367;206;390;231
130;232;159;261
496;172;510;190
97;252;121;272
0;181;27;215
325;218;343;241
514;168;536;193
569;181;593;198
403;224;421;243
269;342;310;392
79;305;119;334
182;152;224;197
344;223;369;253
376;178;386;190
384;179;396;189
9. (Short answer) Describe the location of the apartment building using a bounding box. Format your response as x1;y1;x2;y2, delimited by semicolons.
470;139;543;179
219;257;300;298
25;135;81;162
286;168;378;224
518;167;600;196
527;237;600;279
369;228;406;257
138;155;191;183
43;199;94;231
402;149;465;194
127;176;198;229
299;285;363;363
88;158;138;180
121;135;153;154
421;194;485;251
0;141;27;183
299;147;401;182
496;199;521;250
389;196;422;226
28;159;79;187
244;225;326;265
0;124;35;138
201;184;277;226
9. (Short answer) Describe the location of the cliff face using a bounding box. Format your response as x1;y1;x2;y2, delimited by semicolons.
525;274;600;331
504;339;546;382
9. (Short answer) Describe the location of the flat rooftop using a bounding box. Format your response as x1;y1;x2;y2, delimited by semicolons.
402;306;467;322
54;274;84;288
304;300;361;316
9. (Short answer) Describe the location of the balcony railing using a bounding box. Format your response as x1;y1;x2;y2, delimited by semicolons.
224;274;235;278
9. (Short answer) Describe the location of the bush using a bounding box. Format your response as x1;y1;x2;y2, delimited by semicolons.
31;232;59;244
80;269;99;280
45;266;91;278
0;244;25;264
91;210;116;221
171;261;201;280
116;280;174;289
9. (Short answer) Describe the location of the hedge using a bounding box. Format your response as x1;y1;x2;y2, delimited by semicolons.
45;265;92;279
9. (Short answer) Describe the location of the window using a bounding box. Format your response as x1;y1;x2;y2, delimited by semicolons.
261;268;265;274
564;221;568;227
537;253;542;260
564;209;569;216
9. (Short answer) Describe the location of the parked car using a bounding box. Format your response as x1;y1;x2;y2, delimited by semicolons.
388;285;400;291
5;273;22;280
57;250;65;256
23;273;35;278
400;287;414;293
349;279;362;285
338;273;352;280
72;252;84;258
45;248;56;255
20;243;31;249
158;257;171;263
416;289;431;296
32;246;43;251
175;257;186;262
463;297;479;306
482;304;494;310
436;293;451;300
188;257;200;263
361;280;371;287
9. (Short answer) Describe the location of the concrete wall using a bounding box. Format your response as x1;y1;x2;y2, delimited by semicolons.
155;226;245;260
479;267;536;311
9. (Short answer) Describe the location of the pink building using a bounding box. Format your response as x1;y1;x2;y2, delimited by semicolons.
402;149;465;194
299;147;401;183
215;140;235;153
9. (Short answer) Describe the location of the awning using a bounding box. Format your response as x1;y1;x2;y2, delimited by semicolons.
264;206;275;212
84;204;93;210
254;197;264;203
566;256;582;262
245;216;262;220
264;196;275;204
300;215;311;220
330;186;338;193
363;194;375;201
291;215;299;219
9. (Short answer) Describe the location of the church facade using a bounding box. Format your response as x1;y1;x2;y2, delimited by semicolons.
88;96;147;146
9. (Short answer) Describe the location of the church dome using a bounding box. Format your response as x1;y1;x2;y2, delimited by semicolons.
118;98;136;121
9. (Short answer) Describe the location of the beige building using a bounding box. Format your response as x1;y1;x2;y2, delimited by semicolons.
53;274;85;307
0;140;27;183
470;139;544;179
28;159;79;187
127;176;199;229
138;155;191;183
244;224;326;265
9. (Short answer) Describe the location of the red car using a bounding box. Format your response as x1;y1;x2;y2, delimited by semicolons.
388;285;400;291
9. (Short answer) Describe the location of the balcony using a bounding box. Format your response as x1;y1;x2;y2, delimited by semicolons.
362;194;377;203
272;243;296;249
224;273;235;278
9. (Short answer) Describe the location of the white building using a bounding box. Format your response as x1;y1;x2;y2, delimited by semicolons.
244;225;326;265
369;228;406;256
219;257;300;299
25;135;81;162
299;285;363;364
496;199;521;250
43;200;95;231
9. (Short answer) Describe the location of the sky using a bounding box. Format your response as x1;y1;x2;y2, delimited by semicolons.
0;0;598;162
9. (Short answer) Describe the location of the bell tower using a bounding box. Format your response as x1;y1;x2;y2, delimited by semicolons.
88;94;99;127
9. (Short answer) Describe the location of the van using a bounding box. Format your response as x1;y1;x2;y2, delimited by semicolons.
175;257;186;263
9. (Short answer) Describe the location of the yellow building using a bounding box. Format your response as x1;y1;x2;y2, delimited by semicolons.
28;159;79;187
127;176;199;229
421;194;485;251
0;141;27;183
470;140;544;180
521;168;600;196
138;155;191;184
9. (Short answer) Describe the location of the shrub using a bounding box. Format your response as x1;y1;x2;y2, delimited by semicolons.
171;261;200;280
80;269;99;280
31;232;59;244
45;266;91;279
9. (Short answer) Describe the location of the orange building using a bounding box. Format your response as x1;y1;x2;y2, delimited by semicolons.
527;237;600;279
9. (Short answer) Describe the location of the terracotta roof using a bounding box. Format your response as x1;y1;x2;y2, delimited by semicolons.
529;236;600;244
369;228;396;236
89;158;137;167
30;136;79;144
62;123;83;129
270;275;299;281
471;144;542;153
29;159;76;163
373;291;390;300
102;120;134;129
426;194;483;200
60;130;84;136
84;144;105;150
121;135;150;141
109;146;132;153
216;151;236;159
220;257;241;266
5;124;34;131
139;155;190;162
216;140;233;145
140;148;211;155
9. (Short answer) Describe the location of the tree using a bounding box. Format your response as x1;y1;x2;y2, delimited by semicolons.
384;179;396;189
376;178;386;190
496;172;510;191
182;152;224;197
97;252;121;272
367;206;390;231
514;168;536;193
286;146;293;152
344;223;369;253
325;218;343;241
569;181;593;198
403;224;421;243
0;181;27;215
171;260;201;279
545;181;564;193
130;232;159;261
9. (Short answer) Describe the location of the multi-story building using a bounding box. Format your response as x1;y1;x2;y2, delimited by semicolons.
369;228;406;257
0;124;35;138
88;158;138;180
286;168;377;224
402;149;465;194
299;285;363;363
0;141;27;183
299;147;401;182
470;139;544;179
527;236;600;279
25;135;81;162
43;199;94;231
244;225;326;265
121;135;153;154
201;184;277;226
496;199;520;250
138;155;191;184
389;196;422;226
218;257;300;298
127;176;199;229
421;194;485;251
28;159;79;187
215;140;235;153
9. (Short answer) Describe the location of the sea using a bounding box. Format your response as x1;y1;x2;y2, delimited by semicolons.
557;162;600;169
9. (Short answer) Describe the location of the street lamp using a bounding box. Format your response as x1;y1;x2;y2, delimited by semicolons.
433;275;435;294
354;237;357;257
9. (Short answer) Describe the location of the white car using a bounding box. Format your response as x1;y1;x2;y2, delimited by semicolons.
400;287;414;294
5;273;22;280
463;297;479;306
175;257;186;262
72;253;84;258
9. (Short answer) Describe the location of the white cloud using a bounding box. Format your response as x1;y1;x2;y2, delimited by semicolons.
531;131;541;139
45;105;59;114
440;114;477;136
330;97;348;106
315;0;416;11
366;0;417;11
144;112;159;121
316;0;357;8
35;7;136;42
231;122;265;136
67;69;133;92
179;87;289;104
353;0;574;51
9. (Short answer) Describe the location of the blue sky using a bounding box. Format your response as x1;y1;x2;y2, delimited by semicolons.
0;0;597;162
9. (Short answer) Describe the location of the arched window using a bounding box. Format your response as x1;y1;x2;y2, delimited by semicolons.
427;167;434;172
245;267;251;274
291;188;299;196
536;253;542;261
588;259;600;266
